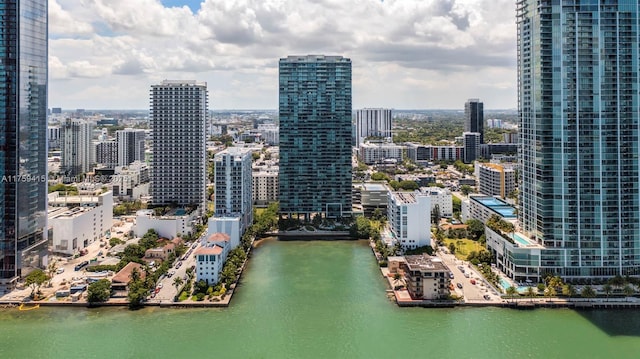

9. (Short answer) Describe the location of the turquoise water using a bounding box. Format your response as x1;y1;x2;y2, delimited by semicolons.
1;240;640;358
511;232;531;246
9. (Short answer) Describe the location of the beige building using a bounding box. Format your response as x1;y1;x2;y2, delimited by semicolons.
476;162;516;199
390;255;452;300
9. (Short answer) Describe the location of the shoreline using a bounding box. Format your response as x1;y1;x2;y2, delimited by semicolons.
371;240;640;310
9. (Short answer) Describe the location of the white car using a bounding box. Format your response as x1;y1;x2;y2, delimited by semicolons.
157;283;163;289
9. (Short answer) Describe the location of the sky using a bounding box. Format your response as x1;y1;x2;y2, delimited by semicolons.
50;0;517;110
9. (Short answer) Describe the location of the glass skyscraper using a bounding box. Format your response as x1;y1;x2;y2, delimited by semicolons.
0;0;49;291
279;55;352;220
464;99;484;144
517;0;640;278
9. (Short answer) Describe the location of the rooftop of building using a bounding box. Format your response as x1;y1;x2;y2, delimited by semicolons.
281;55;350;62
206;232;230;243
361;182;388;192
403;254;449;272
391;191;417;204
470;196;517;219
112;262;146;284
195;245;223;256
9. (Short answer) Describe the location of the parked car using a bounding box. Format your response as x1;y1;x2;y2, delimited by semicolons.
483;294;491;300
456;283;463;289
56;268;65;274
470;279;476;285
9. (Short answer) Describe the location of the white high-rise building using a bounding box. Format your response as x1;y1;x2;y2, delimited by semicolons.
60;118;94;177
355;108;392;147
117;128;146;166
214;147;253;232
387;191;431;249
150;80;208;209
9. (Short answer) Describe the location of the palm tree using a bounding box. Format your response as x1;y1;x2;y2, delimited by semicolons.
506;286;518;303
603;283;613;302
544;286;556;302
562;284;576;298
392;272;403;289
173;276;184;293
622;284;634;302
525;286;535;302
581;285;596;302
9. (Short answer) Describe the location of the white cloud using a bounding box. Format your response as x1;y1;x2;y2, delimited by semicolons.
49;0;518;109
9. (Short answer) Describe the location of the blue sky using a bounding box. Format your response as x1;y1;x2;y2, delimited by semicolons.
49;0;517;110
160;0;201;13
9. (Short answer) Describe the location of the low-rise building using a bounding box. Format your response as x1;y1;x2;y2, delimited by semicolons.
195;233;231;285
358;142;405;165
463;195;516;224
252;167;278;207
387;190;431;249
353;182;389;216
420;186;453;218
390;255;452;300
134;209;196;239
111;262;146;296
48;191;113;255
406;143;463;164
144;242;176;262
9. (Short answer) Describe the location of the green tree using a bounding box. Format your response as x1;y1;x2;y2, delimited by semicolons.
603;284;613;301
109;237;124;247
544;286;556;302
45;260;59;287
525;286;536;302
465;219;484;241
371;172;389;181
448;242;456;254
350;216;372;239
173;276;184;293
581;285;596;301
622;285;635;301
87;279;112;305
460;185;472;196
392;273;403;288
506;286;518;303
24;269;48;298
562;284;576;297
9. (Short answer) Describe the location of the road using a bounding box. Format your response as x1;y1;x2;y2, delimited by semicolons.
436;247;502;303
151;241;200;303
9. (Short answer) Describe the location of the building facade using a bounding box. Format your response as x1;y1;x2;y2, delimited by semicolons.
279;55;352;219
48;191;113;255
94;140;118;169
462;132;481;164
253;167;279;207
150;80;207;210
387;191;431;249
214;147;253;232
61;118;94;177
354;108;392;147
0;0;49;291
420;187;453;218
358;142;405;165
117;128;146;167
464;99;484;144
406;143;463;163
517;1;640;278
476;163;516;199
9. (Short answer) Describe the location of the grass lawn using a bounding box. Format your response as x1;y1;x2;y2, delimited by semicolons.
443;238;484;260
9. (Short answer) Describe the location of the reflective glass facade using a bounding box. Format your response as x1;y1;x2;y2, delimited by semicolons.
279;55;352;219
0;0;48;290
518;0;640;278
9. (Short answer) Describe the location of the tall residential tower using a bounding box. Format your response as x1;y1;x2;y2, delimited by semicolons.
214;147;253;232
464;99;484;144
0;0;49;291
279;55;352;219
517;0;640;278
150;80;207;210
355;108;392;147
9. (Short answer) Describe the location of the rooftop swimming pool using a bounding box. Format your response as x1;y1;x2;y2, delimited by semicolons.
472;196;517;218
511;233;531;246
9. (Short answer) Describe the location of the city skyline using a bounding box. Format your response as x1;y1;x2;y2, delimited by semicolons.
50;0;517;110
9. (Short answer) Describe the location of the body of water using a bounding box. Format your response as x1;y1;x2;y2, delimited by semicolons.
1;239;640;358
